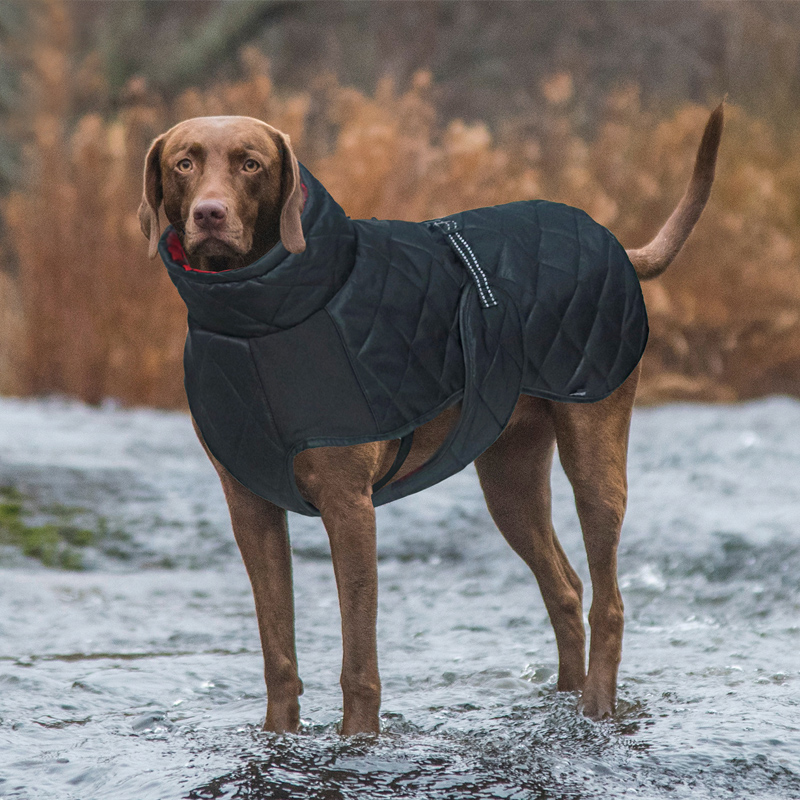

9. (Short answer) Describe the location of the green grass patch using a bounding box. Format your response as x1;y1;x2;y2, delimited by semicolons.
0;486;100;569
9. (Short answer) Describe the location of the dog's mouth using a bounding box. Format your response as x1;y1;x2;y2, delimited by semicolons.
184;229;248;258
166;229;251;273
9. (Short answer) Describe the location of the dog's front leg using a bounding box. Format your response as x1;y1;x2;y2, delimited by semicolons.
297;445;383;735
319;492;381;734
194;422;303;733
223;477;303;733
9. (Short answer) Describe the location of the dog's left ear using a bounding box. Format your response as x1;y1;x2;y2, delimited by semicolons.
138;134;165;259
274;131;306;254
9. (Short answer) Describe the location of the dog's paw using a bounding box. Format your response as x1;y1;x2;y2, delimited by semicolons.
577;689;615;721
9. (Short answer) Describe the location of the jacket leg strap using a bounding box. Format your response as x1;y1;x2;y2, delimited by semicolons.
372;432;415;493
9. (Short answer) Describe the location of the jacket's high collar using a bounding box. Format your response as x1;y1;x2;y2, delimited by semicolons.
159;164;357;337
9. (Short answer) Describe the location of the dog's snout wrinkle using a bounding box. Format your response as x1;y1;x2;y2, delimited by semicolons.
193;200;228;228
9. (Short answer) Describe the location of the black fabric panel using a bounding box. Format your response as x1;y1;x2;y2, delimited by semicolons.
327;219;467;433
250;309;377;444
184;324;314;514
440;199;648;401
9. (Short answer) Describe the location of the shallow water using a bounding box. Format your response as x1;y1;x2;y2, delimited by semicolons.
0;397;798;799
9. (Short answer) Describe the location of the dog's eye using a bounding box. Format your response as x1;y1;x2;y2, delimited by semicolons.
242;159;261;173
176;158;193;173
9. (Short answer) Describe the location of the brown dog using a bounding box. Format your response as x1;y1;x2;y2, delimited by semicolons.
139;106;723;735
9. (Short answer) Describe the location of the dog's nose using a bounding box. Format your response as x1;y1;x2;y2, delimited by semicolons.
193;200;227;228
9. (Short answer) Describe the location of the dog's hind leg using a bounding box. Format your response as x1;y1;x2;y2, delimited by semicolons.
476;396;587;692
550;366;640;720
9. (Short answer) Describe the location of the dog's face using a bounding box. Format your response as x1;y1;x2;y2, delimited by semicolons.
138;116;306;270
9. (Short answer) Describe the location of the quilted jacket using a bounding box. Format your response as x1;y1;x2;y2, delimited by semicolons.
160;164;648;516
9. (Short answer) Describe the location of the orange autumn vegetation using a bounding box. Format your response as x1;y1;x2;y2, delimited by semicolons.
2;42;800;407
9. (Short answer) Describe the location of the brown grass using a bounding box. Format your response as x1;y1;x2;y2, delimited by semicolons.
2;9;800;407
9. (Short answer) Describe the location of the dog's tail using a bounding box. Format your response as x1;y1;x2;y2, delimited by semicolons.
626;102;724;281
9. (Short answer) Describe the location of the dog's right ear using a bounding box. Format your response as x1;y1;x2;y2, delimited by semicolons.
138;134;165;259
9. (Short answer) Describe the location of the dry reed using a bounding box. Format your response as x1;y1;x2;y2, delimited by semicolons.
2;7;800;407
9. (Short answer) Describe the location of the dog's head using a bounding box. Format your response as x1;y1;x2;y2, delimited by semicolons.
138;116;306;270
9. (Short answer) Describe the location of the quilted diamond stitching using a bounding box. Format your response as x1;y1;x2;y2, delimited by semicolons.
179;171;648;514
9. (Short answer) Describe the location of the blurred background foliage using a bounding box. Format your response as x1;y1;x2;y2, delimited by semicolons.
1;0;800;406
63;0;800;124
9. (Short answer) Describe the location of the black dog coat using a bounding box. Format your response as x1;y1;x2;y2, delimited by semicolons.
161;164;648;516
